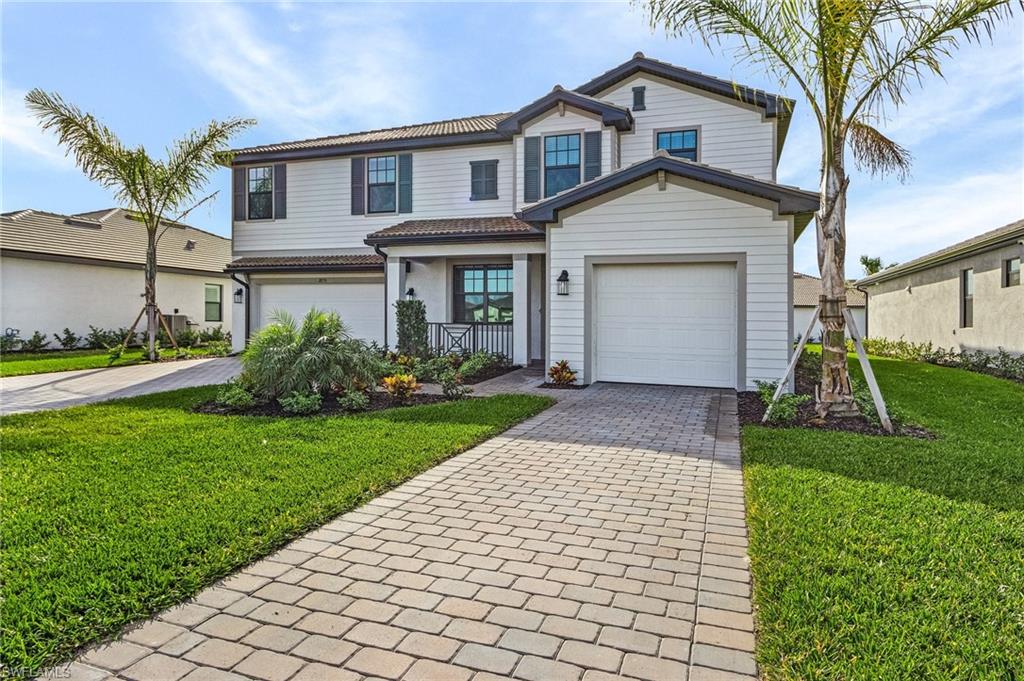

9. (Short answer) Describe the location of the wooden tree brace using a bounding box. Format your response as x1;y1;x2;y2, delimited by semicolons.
762;304;819;423
843;307;893;433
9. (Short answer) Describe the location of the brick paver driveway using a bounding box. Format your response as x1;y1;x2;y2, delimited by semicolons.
0;357;240;415
65;383;756;681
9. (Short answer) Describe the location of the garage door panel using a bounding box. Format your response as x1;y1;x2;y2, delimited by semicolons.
594;263;737;388
259;282;384;345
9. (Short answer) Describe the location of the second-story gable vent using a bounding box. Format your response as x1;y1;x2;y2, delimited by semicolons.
632;86;646;111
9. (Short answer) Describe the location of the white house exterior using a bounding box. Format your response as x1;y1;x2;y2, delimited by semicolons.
1;208;232;342
226;54;818;389
792;272;866;342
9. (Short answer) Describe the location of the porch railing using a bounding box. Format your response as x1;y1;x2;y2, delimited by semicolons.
427;322;512;359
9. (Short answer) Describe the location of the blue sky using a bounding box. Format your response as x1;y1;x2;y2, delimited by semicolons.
3;2;1022;276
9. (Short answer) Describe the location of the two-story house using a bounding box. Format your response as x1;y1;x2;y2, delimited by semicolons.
225;53;818;390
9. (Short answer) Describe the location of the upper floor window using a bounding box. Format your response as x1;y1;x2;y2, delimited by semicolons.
470;160;499;201
453;265;513;323
961;268;974;328
205;284;223;322
1004;257;1020;287
656;129;698;161
368;155;397;213
247;166;273;220
544;134;580;198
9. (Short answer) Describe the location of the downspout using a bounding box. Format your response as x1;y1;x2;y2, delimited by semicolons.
373;244;389;349
230;273;251;343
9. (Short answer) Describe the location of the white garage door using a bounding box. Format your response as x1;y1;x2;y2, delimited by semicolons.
259;282;384;344
594;262;737;388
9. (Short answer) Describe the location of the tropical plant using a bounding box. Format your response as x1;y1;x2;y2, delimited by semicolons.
53;328;81;350
26;89;251;361
205;340;232;357
336;389;371;412
279;389;323;415
548;360;578;386
644;0;1015;416
395;299;430;358
216;380;257;409
382;373;420;404
755;379;812;423
439;369;472;400
460;350;509;381
859;255;883;276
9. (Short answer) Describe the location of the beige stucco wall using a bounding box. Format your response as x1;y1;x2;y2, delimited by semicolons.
1;255;232;343
863;242;1023;353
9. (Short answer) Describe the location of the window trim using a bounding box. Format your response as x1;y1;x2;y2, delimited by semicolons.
960;268;974;328
470;159;499;201
246;165;274;221
205;283;223;323
366;154;398;215
1003;256;1021;288
452;264;514;324
652;126;701;162
542;132;582;199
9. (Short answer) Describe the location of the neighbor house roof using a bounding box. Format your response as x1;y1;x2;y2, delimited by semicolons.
365;217;543;247
225;254;384;273
856;218;1024;286
517;151;819;233
793;272;865;307
0;208;230;275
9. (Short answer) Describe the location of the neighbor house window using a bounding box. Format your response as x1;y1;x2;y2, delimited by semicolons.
961;268;974;328
247;166;273;220
1004;257;1020;287
544;134;580;198
470;160;499;200
205;284;223;322
367;155;397;213
656;129;698;161
453;265;513;323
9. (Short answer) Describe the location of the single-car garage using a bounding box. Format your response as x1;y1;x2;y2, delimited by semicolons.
256;280;384;344
592;262;738;388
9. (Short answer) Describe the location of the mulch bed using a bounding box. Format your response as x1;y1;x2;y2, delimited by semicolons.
195;391;449;417
461;364;520;385
538;382;588;390
738;354;933;438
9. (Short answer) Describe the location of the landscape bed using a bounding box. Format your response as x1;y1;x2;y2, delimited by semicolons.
0;387;552;672
742;349;1024;679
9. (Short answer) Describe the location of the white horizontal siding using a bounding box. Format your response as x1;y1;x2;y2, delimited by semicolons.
234;142;514;253
598;76;775;180
548;178;791;388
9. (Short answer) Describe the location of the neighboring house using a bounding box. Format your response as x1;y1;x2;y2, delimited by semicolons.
792;272;866;341
856;219;1023;354
1;208;232;343
225;53;820;389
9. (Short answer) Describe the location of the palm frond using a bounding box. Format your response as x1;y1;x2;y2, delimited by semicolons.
847;118;912;180
161;118;255;214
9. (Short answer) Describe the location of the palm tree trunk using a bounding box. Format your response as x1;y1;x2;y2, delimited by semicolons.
816;158;858;417
145;228;158;362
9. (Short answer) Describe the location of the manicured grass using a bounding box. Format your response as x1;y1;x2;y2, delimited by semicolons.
0;347;219;377
743;351;1024;679
0;389;553;672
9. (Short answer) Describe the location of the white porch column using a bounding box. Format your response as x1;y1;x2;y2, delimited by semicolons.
513;253;529;365
386;257;406;350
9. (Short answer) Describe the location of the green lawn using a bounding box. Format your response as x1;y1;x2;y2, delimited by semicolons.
0;388;552;672
743;352;1024;680
0;347;221;377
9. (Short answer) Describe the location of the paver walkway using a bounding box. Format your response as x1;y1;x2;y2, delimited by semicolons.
60;383;757;681
0;357;241;415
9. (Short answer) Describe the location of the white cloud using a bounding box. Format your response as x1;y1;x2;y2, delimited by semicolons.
172;4;432;138
0;86;76;169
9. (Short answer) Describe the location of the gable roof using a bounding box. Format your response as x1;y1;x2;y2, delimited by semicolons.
0;208;231;274
856;218;1024;286
793;272;865;307
495;87;632;135
365;217;543;246
517;151;818;231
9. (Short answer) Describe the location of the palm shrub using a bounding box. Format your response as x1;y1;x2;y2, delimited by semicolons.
241;308;378;399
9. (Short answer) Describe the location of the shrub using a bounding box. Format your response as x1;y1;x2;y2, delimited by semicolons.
216;381;256;409
175;327;199;348
548;360;577;386
395;299;429;358
241;309;379;399
382;373;420;404
199;325;227;343
22;331;49;352
439;369;472;400
460;351;509;381
855;336;1024;382
53;328;81;350
1;333;22;353
279;389;323;415
86;326;120;349
755;380;811;424
205;341;231;357
336;389;370;412
115;327;141;347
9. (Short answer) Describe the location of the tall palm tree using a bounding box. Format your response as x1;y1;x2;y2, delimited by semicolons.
643;0;1015;416
26;89;252;360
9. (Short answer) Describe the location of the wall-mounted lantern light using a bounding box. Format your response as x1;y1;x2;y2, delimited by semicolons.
406;287;416;298
557;270;570;296
233;288;244;304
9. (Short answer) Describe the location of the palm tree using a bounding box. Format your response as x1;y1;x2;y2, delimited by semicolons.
643;0;1015;416
26;89;252;360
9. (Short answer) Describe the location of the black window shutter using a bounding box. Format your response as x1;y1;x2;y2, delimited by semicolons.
398;153;413;213
470;163;484;199
524;137;540;203
273;164;287;219
351;157;365;215
232;167;245;221
584;131;602;182
632;86;646;111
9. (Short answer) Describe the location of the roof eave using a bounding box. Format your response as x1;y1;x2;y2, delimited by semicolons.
495;90;633;135
225;263;384;274
364;231;546;247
